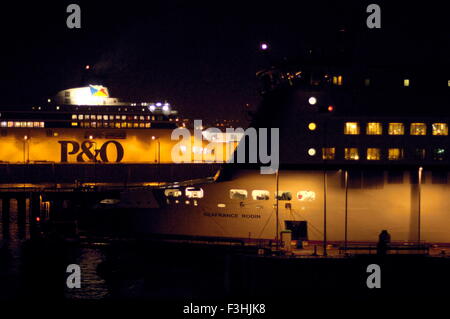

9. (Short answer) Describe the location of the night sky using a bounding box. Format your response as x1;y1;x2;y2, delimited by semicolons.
0;1;447;122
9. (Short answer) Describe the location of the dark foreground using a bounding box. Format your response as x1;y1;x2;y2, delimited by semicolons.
2;234;450;313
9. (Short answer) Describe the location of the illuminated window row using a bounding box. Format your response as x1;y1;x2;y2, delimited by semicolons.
320;147;446;161
75;121;152;128
344;122;448;136
0;121;45;128
164;188;316;202
72;114;157;121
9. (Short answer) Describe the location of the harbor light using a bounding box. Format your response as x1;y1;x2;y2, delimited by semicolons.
308;97;317;105
308;148;316;156
260;42;269;51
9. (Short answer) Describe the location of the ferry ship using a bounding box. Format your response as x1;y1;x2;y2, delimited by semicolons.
99;56;450;245
0;85;236;184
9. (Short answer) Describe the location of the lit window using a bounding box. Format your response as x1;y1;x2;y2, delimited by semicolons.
308;122;316;131
432;123;448;136
0;121;6;127
230;189;248;200
78;114;84;120
308;148;316;156
364;78;371;86
252;190;269;200
297;191;316;202
103;115;108;120
332;76;338;85
185;187;204;199
217;203;226;208
27;122;33;128
367;148;381;160
275;191;292;201
322;148;335;160
345;148;359;160
388;123;404;135
71;122;78;127
366;122;382;135
403;79;410;87
97;115;102;120
448;80;450;87
410;123;426;135
337;75;343;86
72;114;77;120
344;122;360;135
164;189;182;197
388;148;404;160
433;148;445;161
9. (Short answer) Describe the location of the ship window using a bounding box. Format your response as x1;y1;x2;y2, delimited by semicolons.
322;148;335;160
344;148;359;160
164;189;182;197
230;189;248;200
275;191;292;201
27;122;33;128
139;116;145;121
297;191;316;202
7;122;13;127
133;123;139;128
71;122;78;127
103;115;108;120
1;121;6;127
115;122;121;128
388;123;404;135
415;148;426;160
96;115;101;120
410;123;426;135
403;79;410;87
121;122;127;128
344;122;360;135
78;114;84;120
145;123;151;128
109;115;114;120
433;148;446;161
432;123;448;136
185;187;204;199
366;122;382;135
152;116;156;121
91;122;97;128
366;148;381;160
388;148;404;160
127;123;133;128
217;203;226;208
72;114;77;120
121;115;126;120
252;190;269;200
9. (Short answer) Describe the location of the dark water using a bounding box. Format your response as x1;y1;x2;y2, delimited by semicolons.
3;201;450;307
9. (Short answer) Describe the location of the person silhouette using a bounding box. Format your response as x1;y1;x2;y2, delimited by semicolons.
377;230;391;255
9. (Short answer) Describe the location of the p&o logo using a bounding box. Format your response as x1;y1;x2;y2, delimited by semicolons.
58;140;124;163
